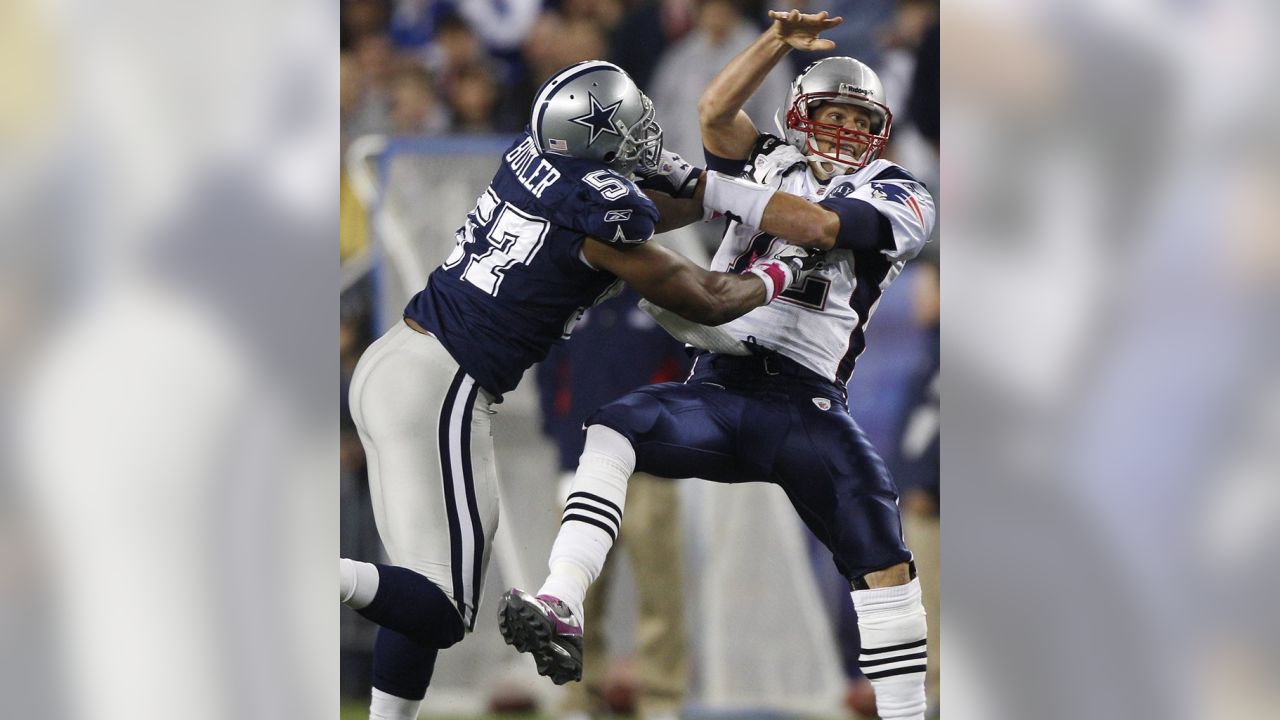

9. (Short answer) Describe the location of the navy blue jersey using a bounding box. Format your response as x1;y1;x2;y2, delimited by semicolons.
405;133;660;399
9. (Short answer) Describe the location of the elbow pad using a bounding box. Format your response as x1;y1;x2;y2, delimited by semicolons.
703;171;777;229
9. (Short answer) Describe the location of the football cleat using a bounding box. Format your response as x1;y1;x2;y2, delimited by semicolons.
497;588;584;685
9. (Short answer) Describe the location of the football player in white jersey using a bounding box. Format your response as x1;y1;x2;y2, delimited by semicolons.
500;10;936;720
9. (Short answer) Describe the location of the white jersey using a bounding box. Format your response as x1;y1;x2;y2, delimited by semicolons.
709;135;936;385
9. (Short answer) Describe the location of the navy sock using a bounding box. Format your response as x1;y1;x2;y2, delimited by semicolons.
356;564;466;648
371;628;439;701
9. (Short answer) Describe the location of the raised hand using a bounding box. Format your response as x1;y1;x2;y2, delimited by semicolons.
767;9;843;52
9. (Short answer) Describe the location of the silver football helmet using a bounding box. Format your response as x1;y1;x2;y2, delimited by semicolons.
780;57;893;176
530;61;663;174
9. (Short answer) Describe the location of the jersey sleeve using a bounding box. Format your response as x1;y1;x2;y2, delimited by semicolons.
831;165;936;261
703;134;807;184
702;131;776;177
816;196;895;254
704;146;749;175
566;170;659;246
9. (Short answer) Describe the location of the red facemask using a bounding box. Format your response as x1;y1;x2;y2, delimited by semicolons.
785;92;893;170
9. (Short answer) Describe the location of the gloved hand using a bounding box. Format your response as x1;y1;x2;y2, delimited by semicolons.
746;243;825;301
750;139;808;186
633;150;702;199
769;243;825;286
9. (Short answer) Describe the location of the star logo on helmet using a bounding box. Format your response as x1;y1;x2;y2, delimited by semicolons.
568;92;624;146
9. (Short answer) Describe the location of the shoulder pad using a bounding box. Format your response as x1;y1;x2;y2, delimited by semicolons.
748;133;787;161
569;174;659;246
867;161;925;187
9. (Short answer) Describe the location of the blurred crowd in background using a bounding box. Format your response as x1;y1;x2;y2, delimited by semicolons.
339;0;938;156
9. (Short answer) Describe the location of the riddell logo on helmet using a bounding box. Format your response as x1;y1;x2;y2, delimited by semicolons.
838;83;871;97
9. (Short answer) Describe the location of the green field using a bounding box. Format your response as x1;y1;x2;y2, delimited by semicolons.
341;704;552;720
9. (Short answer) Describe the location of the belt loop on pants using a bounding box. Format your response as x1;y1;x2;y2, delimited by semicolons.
761;354;781;376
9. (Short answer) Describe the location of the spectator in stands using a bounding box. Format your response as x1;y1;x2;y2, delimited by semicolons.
341;51;368;152
891;254;940;716
608;0;699;92
788;0;896;71
516;12;610;118
346;32;400;135
521;12;565;86
447;64;502;135
875;0;939;185
389;65;449;136
426;11;487;89
558;17;611;69
342;0;393;49
908;15;939;154
561;0;626;37
650;0;792;159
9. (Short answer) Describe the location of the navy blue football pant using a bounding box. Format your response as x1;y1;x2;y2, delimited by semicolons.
587;354;912;581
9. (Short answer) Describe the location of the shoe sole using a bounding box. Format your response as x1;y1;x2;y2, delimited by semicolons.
497;592;584;685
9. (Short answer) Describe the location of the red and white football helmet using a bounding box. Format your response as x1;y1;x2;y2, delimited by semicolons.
781;56;893;177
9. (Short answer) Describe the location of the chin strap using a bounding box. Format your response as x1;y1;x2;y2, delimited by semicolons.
809;156;855;181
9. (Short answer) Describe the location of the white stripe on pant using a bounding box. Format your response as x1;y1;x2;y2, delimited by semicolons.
349;321;499;629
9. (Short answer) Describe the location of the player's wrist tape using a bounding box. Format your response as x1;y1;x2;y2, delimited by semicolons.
747;260;793;302
703;171;777;228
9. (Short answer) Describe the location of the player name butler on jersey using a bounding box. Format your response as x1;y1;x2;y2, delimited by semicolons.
708;134;936;388
405;132;660;399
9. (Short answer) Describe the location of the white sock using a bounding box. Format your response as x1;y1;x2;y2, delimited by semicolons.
537;425;634;617
369;687;420;720
852;577;928;720
340;558;381;609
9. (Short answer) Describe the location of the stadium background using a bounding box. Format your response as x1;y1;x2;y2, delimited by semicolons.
340;1;940;717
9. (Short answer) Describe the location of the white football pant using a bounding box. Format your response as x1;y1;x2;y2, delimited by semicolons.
348;320;499;629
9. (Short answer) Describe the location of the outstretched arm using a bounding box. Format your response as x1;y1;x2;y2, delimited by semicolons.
640;154;856;251
582;237;762;325
701;170;895;252
698;9;843;160
646;188;706;233
581;235;815;325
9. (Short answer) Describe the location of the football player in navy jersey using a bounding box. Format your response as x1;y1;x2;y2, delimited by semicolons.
501;12;937;720
338;60;820;720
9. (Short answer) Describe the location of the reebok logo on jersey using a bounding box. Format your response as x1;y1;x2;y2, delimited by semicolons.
604;209;632;222
812;397;831;411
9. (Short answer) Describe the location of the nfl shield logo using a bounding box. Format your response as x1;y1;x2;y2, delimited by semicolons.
812;397;831;411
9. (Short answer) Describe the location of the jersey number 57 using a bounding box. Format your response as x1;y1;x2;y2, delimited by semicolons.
445;187;551;296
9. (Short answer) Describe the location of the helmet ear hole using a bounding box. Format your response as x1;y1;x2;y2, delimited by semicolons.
602;151;617;163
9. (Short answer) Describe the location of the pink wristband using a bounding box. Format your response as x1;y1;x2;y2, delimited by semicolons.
747;261;790;301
